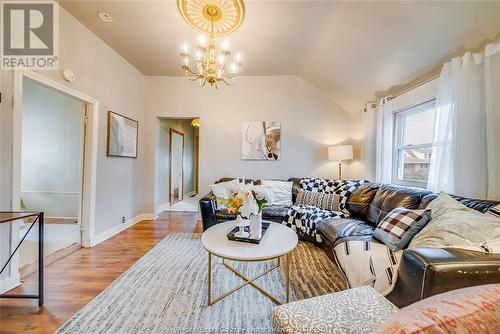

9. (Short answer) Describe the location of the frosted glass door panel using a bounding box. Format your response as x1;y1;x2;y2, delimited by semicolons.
21;78;85;218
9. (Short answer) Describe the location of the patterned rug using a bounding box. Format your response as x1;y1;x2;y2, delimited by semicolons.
56;233;347;334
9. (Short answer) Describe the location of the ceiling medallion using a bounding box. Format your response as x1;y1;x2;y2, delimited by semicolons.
178;0;245;36
178;0;245;89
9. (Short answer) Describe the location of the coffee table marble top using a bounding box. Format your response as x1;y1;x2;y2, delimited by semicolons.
201;221;298;261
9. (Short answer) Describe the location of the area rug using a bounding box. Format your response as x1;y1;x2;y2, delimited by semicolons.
56;233;347;334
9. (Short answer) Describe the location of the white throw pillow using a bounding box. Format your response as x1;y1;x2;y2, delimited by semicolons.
260;180;293;207
209;179;239;199
409;192;500;252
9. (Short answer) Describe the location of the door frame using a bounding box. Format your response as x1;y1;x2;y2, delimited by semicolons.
169;128;184;205
12;70;99;248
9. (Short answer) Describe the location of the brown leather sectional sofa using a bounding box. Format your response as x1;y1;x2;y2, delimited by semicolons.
199;177;500;307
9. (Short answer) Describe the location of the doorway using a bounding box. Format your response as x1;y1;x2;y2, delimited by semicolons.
157;118;199;214
18;77;85;275
169;129;184;205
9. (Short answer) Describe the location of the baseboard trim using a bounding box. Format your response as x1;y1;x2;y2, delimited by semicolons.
89;213;154;247
156;203;170;213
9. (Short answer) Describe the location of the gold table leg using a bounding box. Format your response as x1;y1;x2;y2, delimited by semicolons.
207;254;292;306
285;253;290;303
207;252;212;306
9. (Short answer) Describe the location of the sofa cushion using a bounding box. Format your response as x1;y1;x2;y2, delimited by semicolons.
262;205;289;221
347;182;381;219
319;193;341;212
216;177;254;184
409;192;500;251
373;207;431;251
286;178;302;203
420;193;499;213
296;189;323;206
216;205;289;223
272;286;398;334
316;218;374;248
215;209;238;222
376;284;500;334
367;184;431;226
209;178;239;201
260;180;293;206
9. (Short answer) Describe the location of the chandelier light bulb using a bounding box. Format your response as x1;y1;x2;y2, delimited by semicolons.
179;35;242;88
178;0;245;88
198;35;207;46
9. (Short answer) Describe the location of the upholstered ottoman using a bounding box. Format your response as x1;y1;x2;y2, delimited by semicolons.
272;286;398;334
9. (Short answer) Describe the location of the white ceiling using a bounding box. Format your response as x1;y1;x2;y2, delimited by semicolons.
60;0;500;114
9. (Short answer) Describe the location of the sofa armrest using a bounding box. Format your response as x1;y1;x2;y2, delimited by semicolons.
199;192;217;231
387;247;500;308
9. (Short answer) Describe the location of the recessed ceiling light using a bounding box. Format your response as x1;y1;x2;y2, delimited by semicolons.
97;11;113;23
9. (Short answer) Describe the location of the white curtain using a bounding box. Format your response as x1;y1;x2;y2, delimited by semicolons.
361;103;378;181
375;98;395;183
428;42;500;200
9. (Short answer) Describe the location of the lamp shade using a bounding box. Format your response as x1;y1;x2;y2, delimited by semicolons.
328;144;353;161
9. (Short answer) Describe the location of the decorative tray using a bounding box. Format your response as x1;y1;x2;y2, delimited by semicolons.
227;222;270;244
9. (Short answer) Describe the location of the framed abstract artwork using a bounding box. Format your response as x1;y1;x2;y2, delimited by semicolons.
106;111;138;158
242;121;281;160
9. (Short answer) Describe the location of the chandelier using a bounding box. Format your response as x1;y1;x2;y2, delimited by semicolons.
178;0;245;88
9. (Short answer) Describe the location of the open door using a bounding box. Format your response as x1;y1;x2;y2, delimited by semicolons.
169;129;184;205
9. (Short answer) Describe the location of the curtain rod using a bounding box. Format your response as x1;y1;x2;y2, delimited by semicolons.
387;73;440;101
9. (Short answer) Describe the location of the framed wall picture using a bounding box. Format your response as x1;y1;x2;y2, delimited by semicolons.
242;121;281;160
106;111;138;158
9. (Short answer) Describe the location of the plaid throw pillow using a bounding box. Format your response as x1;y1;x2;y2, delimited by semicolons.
373;207;431;251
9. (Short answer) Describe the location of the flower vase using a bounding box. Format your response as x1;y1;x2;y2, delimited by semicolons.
249;212;262;239
235;215;250;238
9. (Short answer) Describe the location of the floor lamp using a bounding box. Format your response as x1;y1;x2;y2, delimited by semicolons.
328;145;353;180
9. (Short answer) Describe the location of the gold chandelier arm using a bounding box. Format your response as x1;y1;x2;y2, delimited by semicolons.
182;65;200;76
183;68;203;82
187;75;201;81
221;76;234;86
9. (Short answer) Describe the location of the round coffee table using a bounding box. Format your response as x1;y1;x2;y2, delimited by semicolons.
201;221;298;306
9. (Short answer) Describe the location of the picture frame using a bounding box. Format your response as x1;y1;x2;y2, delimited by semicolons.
106;111;138;158
242;121;281;160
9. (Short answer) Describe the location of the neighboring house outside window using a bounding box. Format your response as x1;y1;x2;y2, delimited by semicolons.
392;98;436;188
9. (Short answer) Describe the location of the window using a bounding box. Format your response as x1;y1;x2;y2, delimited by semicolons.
393;98;436;187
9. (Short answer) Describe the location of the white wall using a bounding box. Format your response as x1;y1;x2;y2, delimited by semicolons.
21;78;84;218
158;118;197;209
144;76;354;214
0;6;145;235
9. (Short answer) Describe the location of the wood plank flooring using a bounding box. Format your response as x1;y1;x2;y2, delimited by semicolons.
0;212;201;334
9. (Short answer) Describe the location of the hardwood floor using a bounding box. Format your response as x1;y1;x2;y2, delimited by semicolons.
0;212;201;334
